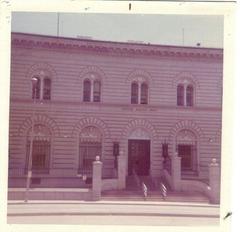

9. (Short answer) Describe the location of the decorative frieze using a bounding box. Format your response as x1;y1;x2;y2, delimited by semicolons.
122;118;158;140
18;114;60;137
12;33;223;60
169;119;204;139
71;117;110;138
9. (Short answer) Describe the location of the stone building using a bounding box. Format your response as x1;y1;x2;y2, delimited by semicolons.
8;32;223;193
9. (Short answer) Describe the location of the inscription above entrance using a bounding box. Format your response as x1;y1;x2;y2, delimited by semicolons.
129;128;150;140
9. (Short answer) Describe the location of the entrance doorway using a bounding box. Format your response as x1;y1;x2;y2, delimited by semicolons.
128;139;150;176
178;144;193;171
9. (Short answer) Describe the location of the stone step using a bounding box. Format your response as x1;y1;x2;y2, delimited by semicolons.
126;175;157;191
101;190;209;203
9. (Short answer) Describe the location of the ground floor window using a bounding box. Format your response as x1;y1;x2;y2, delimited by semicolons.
26;140;50;171
79;126;102;175
178;144;196;170
176;129;197;172
26;124;51;172
79;142;102;173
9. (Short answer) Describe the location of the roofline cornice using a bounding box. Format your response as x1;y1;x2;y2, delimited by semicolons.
11;32;223;60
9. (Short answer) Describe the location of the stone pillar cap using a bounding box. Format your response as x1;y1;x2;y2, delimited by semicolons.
210;158;219;166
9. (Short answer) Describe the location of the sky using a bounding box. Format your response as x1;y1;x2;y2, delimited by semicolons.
12;12;224;48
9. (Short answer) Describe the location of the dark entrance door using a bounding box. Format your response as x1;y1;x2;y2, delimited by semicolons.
178;145;192;170
128;140;150;176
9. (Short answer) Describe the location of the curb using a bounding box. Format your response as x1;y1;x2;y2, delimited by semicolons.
8;200;219;208
7;212;220;218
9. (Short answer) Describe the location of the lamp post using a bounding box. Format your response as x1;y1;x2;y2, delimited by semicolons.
24;77;38;202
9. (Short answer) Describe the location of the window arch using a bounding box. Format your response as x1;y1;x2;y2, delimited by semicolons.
176;82;195;107
26;124;51;173
79;126;102;175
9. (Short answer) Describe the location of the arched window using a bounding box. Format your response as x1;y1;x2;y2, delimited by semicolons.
83;78;102;102
83;79;91;102
186;85;194;106
131;82;138;104
26;124;51;172
43;78;51;100
176;129;197;172
141;83;148;104
93;80;101;102
32;76;41;100
177;84;184;106
32;76;51;100
176;83;194;107
79;126;102;175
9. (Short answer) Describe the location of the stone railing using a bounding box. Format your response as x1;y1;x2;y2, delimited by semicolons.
162;154;220;204
163;156;172;175
92;154;127;200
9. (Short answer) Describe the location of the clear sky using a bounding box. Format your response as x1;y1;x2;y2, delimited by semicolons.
12;12;223;48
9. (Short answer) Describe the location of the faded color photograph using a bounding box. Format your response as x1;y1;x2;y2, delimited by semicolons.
7;12;223;226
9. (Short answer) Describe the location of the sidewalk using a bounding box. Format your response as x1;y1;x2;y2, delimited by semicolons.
8;200;220;218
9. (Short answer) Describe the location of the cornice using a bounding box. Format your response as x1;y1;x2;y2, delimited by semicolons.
11;32;223;60
10;98;222;112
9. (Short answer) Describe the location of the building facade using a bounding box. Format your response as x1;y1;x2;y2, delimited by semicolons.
8;33;223;189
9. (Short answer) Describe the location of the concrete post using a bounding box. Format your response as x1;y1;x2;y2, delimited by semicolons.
171;154;181;191
117;155;126;189
92;156;102;201
209;158;220;204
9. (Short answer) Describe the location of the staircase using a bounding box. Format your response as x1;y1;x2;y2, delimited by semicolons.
126;175;140;191
100;175;210;203
101;189;209;203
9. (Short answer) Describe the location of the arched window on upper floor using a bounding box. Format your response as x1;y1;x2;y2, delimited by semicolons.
43;78;52;100
186;85;194;106
131;82;138;104
83;77;102;103
140;82;148;104
131;81;148;105
177;83;195;107
177;84;184;106
83;79;91;102
93;80;101;102
32;75;52;100
32;76;41;100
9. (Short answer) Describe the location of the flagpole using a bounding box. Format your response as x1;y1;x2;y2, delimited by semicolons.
57;13;60;37
182;28;185;46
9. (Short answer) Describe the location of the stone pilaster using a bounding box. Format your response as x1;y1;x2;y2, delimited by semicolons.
117;155;126;189
92;157;102;201
209;158;220;204
171;154;181;191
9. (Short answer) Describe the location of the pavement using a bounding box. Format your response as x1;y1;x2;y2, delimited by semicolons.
7;200;220;225
8;200;220;217
7;187;220;225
